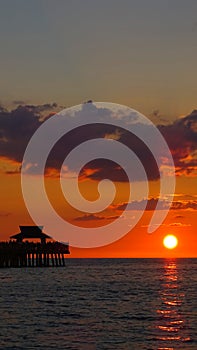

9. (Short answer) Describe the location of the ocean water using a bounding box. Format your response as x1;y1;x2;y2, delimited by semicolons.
0;258;196;350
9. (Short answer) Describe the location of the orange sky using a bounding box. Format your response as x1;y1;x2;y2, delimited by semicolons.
1;104;196;258
0;2;197;257
0;156;196;258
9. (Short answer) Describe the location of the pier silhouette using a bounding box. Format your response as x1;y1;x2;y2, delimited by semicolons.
0;226;70;268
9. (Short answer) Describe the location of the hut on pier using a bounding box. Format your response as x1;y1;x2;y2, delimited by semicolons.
10;226;51;244
0;226;70;268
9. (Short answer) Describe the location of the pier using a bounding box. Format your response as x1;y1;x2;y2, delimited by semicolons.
0;226;70;268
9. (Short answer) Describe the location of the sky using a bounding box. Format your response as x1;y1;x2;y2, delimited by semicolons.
0;0;197;257
1;0;197;116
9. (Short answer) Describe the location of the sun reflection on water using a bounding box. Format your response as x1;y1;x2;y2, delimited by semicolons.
155;259;191;348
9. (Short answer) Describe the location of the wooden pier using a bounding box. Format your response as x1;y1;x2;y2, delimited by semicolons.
0;226;70;268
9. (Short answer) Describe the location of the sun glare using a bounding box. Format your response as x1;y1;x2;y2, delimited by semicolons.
163;234;178;250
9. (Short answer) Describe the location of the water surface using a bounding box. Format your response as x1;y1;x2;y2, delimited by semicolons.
0;258;196;349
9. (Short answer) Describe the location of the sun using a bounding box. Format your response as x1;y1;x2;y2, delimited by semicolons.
163;234;178;250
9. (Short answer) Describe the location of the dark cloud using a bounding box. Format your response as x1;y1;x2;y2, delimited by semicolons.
5;169;21;175
0;104;197;182
0;103;58;164
112;198;169;211
0;105;7;113
47;115;160;182
112;198;197;212
0;102;160;181
79;159;129;183
74;214;119;222
23;103;57;113
0;106;42;163
159;110;197;176
171;200;197;210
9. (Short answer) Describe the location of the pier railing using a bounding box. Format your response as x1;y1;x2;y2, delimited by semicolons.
0;241;70;268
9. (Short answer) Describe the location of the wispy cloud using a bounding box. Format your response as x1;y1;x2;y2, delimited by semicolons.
74;214;119;222
111;197;197;212
168;222;191;227
112;198;169;211
171;200;197;210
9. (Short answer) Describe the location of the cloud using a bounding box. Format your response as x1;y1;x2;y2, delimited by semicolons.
174;194;197;200
78;160;129;183
1;102;159;181
24;102;58;114
141;221;191;228
104;129;123;141
171;200;197;210
112;198;169;211
74;214;119;221
0;157;21;175
111;197;197;212
0;103;197;182
0;103;59;165
168;222;191;227
159;110;197;176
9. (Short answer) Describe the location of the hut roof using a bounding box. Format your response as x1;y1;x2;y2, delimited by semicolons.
10;226;52;240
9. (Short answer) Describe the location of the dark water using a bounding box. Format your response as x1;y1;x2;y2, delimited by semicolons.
0;258;196;350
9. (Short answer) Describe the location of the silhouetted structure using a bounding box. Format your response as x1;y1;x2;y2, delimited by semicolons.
0;226;70;268
10;226;51;244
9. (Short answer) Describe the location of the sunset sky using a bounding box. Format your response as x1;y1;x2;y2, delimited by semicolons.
0;0;197;257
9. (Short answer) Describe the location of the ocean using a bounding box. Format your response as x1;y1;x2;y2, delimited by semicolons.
0;258;196;350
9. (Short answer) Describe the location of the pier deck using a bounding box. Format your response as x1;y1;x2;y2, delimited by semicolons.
0;241;70;267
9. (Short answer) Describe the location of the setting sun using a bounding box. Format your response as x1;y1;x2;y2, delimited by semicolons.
163;234;178;250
